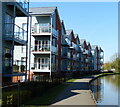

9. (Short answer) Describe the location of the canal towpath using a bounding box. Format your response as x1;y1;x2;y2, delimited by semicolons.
51;76;97;106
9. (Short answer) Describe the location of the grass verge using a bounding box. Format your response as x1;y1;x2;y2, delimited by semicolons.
66;78;77;82
95;72;120;77
22;83;68;107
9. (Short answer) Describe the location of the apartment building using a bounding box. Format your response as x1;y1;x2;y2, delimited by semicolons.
1;1;29;83
91;46;104;72
98;47;104;71
61;21;69;73
0;1;2;83
87;42;93;72
65;30;77;72
29;7;61;77
75;34;82;72
11;6;104;79
80;39;87;72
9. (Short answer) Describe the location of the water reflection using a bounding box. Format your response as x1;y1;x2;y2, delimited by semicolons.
90;74;120;105
90;77;104;103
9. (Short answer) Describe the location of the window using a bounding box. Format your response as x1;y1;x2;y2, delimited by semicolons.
4;48;12;67
5;13;13;23
5;48;11;54
51;55;56;64
35;40;50;51
21;46;26;53
52;37;57;47
22;23;27;31
5;13;13;36
21;57;26;65
36;57;50;70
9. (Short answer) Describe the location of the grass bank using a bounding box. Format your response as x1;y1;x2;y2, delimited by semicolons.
22;83;68;107
66;78;77;82
89;72;120;83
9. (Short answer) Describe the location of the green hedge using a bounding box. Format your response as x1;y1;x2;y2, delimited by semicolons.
2;80;61;106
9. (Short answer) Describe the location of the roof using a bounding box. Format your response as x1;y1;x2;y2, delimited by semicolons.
66;30;73;36
29;7;56;15
74;34;78;38
61;20;66;34
80;39;86;45
98;47;104;52
91;45;98;50
86;42;90;46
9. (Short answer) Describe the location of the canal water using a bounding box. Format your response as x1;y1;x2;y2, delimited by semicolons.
90;74;120;106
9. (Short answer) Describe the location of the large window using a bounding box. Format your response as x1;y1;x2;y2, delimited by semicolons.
52;37;57;47
4;48;12;67
35;58;50;70
21;46;26;53
34;40;50;51
5;13;13;24
5;13;13;36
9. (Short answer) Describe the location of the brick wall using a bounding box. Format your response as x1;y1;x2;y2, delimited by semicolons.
55;9;61;73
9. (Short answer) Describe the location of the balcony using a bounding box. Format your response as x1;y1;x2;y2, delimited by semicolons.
6;0;29;16
100;61;103;65
99;55;103;59
32;44;50;54
61;53;68;59
16;0;29;12
31;63;50;72
32;24;51;35
32;23;58;38
5;23;27;45
52;28;58;38
4;59;26;74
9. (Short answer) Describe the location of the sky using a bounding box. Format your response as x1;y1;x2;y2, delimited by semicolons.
30;2;118;63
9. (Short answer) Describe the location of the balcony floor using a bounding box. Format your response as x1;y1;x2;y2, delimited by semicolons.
31;69;50;73
32;51;51;54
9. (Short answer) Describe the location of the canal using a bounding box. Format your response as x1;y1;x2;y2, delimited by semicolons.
90;74;120;106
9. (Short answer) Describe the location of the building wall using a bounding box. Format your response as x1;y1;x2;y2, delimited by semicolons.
0;1;2;77
55;9;61;74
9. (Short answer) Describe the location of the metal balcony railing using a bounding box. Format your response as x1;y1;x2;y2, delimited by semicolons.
31;63;50;70
32;44;50;52
5;23;27;42
32;23;58;37
32;24;51;34
16;0;29;12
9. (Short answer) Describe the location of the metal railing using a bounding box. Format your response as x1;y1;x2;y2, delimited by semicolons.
32;44;50;52
3;59;26;73
32;23;58;37
31;63;50;70
32;24;51;34
5;23;27;42
16;0;29;12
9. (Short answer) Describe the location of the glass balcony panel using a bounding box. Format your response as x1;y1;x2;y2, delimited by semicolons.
5;23;27;42
31;63;50;70
32;44;50;52
32;23;51;34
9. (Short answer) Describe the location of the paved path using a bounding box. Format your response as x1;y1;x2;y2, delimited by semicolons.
51;76;97;106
